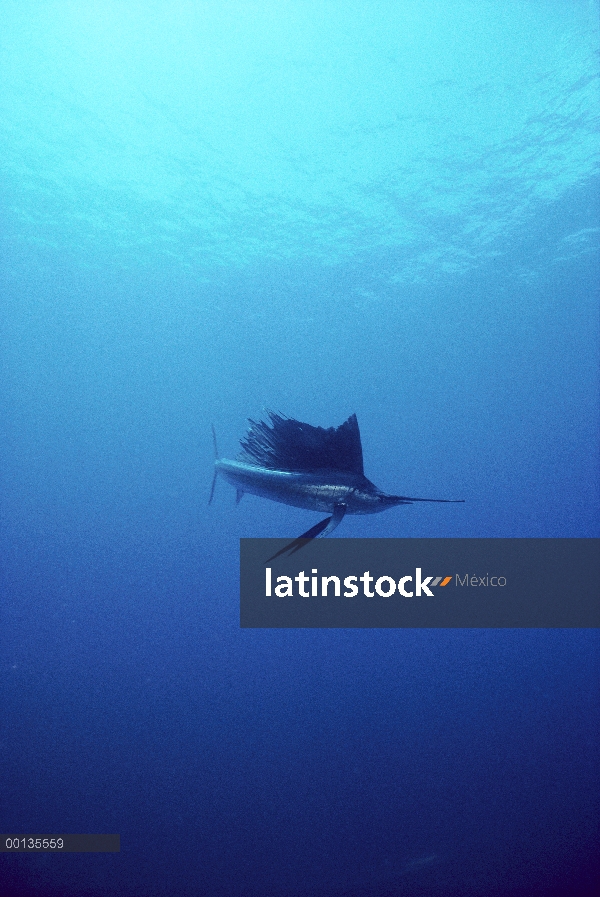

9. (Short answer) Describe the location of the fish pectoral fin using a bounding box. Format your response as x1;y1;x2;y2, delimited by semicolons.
317;502;346;538
267;503;347;561
236;489;244;504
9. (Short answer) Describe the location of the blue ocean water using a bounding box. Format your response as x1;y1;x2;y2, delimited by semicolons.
1;2;599;895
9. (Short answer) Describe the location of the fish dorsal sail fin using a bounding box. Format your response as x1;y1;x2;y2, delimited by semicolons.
238;412;364;475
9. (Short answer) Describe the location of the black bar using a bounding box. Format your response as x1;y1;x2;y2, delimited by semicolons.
241;538;600;628
1;835;120;853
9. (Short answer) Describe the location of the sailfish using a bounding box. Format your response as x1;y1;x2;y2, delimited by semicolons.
209;412;463;559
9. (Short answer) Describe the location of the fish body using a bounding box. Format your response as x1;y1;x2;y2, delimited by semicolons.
214;458;410;515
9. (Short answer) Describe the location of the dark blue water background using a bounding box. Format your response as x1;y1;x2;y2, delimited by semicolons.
1;2;599;895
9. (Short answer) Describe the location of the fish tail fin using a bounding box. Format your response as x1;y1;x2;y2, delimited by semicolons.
208;425;219;504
